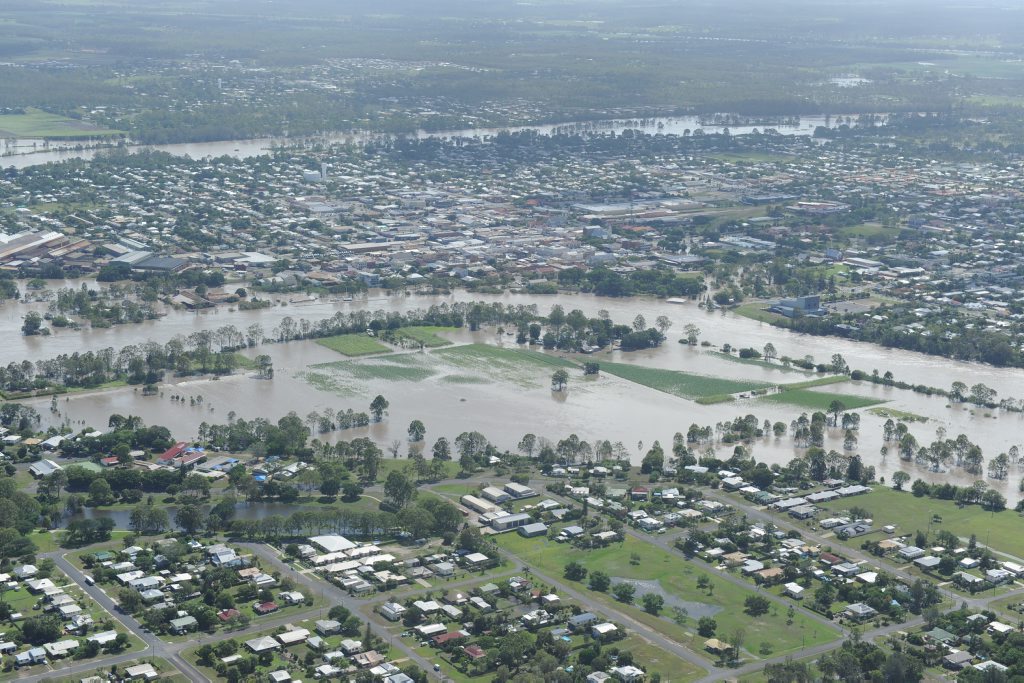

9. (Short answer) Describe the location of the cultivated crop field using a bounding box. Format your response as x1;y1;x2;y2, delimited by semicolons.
315;333;392;356
599;361;772;400
392;326;455;347
0;108;123;138
304;343;581;395
761;388;883;411
432;344;578;387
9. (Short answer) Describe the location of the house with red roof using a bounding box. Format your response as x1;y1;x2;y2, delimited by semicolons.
254;602;279;615
463;644;486;660
177;451;206;468
819;552;843;566
159;442;188;463
431;631;466;647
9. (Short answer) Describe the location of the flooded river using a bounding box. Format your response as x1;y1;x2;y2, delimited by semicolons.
13;288;1024;503
2;113;865;170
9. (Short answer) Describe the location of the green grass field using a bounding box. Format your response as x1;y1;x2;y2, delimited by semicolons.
375;458;459;483
393;326;455;347
985;594;1024;623
0;108;123;138
430;343;579;369
432;344;578;387
497;532;840;659
820;487;1024;559
782;376;850;390
599;361;772;400
760;388;884;411
315;333;392;356
614;635;706;681
26;530;61;553
839;223;901;240
733;302;788;324
305;343;579;395
311;355;436;381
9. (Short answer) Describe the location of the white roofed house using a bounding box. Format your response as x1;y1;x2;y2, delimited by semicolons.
275;628;309;646
169;615;198;634
29;459;62;478
379;602;407;621
413;599;441;614
43;639;79;659
245;635;280;653
13;564;38;579
309;535;357;553
123;663;159;680
463;552;491;568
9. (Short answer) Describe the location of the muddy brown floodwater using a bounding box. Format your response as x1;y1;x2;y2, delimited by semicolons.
7;287;1024;501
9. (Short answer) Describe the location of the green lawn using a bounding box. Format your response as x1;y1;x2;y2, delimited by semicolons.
497;532;840;659
0;108;123;138
393;326;456;347
599;361;772;400
617;634;707;682
985;594;1024;622
760;388;883;411
839;223;901;240
374;458;459;483
820;487;1024;558
734;303;788;324
316;333;392;356
26;530;62;553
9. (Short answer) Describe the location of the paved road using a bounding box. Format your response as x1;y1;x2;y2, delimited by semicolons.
703;488;1024;611
426;474;1024;681
11;552;207;683
432;481;841;644
236;542;447;681
704;614;925;683
16;474;1021;683
14;552;338;683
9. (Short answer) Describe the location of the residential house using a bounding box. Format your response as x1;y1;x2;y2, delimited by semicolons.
169;615;198;634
